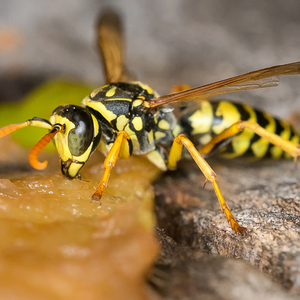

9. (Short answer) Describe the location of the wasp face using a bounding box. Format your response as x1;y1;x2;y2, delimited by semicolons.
50;105;101;179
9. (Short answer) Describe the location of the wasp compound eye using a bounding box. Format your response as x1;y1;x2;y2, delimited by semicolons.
51;105;99;156
68;113;93;156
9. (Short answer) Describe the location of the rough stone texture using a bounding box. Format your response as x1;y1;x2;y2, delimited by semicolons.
154;159;300;297
149;229;298;300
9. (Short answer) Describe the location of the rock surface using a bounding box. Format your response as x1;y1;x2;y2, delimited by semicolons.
149;229;298;300
154;159;300;298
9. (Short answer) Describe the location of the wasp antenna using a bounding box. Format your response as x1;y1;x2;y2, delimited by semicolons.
29;125;62;170
0;117;53;139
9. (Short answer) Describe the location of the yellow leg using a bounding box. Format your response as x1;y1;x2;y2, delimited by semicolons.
168;134;246;233
92;131;129;201
199;120;300;162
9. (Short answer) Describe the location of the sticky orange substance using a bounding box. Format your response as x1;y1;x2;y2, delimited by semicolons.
0;138;161;300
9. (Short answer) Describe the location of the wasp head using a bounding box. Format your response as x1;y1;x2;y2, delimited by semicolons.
50;105;101;179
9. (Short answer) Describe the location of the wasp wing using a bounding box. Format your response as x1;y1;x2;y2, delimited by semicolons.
97;11;132;83
148;62;300;108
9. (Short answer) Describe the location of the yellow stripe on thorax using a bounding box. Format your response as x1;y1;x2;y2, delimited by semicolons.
82;96;117;123
158;119;170;130
132;116;143;131
116;115;129;131
105;86;117;97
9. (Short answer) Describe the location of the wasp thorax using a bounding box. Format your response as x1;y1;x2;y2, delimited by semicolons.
49;105;101;179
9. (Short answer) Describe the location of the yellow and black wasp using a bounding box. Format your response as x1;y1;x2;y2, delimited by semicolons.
1;11;300;233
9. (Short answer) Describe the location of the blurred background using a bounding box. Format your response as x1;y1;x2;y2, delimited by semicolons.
1;0;300;118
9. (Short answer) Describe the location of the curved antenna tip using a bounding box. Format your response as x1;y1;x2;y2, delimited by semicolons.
28;126;62;170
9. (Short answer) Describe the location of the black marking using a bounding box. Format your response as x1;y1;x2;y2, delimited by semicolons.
255;110;270;129
91;82;156;102
211;102;223;127
67;110;94;156
86;106;116;143
275;118;285;136
235;103;251;121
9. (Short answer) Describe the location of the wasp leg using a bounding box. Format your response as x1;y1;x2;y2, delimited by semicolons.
198;120;300;163
168;134;246;234
92;131;129;201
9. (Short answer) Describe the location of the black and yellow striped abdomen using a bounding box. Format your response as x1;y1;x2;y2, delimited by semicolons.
180;100;300;159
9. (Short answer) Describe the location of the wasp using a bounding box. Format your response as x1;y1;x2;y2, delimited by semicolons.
1;11;300;233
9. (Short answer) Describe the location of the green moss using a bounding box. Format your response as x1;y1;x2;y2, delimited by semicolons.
0;79;93;150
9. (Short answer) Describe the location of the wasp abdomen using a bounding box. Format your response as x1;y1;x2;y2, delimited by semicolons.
180;100;300;159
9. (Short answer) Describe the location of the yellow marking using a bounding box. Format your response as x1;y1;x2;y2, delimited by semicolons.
119;139;131;159
172;124;181;137
132;81;154;94
270;120;290;159
200;134;212;145
90;85;108;98
67;162;83;178
91;114;99;137
106;86;117;97
50;115;74;161
130;81;160;98
242;121;300;159
132;116;143;131
50;114;96;166
82;99;117;122
133;99;143;107
148;130;154;145
146;150;167;171
124;126;140;151
73;143;93;169
212;102;241;134
189;101;213;135
291;134;300;144
279;120;291;140
270;146;283;159
116;115;129;131
155;131;166;140
222;103;256;158
251;112;275;158
137;95;145;100
104;98;132;102
143;101;150;108
279;121;291;159
285;133;300;158
158;119;170;130
251;138;269;158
